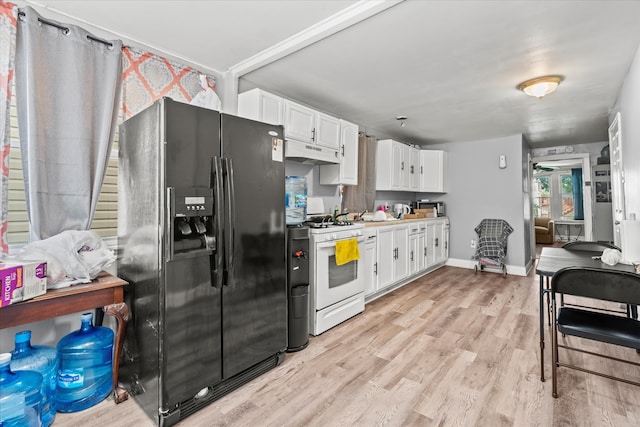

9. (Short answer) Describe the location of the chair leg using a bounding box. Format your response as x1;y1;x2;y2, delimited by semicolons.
551;300;559;398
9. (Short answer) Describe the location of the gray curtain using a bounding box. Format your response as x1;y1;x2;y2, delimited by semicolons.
342;132;377;213
16;7;122;241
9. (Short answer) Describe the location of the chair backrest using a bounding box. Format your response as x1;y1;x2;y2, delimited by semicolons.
562;241;620;252
552;266;640;306
475;219;514;239
535;217;552;228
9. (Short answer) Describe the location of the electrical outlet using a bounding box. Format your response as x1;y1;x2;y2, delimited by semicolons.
470;239;476;248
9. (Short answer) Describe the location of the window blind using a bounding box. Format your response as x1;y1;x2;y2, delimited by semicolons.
7;94;119;247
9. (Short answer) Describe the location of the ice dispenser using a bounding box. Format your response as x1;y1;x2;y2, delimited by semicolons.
168;188;216;259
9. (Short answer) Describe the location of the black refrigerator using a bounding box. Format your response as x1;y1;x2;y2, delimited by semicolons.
117;98;287;426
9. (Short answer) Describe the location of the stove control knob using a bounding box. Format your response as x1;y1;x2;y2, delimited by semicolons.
332;233;338;240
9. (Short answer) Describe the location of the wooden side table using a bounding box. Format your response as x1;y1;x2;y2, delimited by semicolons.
0;272;130;403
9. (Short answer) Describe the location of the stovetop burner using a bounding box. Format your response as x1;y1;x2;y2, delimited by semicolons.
304;215;354;228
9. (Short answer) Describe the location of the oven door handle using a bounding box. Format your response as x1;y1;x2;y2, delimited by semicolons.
316;237;365;249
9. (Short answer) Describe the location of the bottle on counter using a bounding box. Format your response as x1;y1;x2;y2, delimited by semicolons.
56;312;114;413
10;330;58;426
0;352;42;427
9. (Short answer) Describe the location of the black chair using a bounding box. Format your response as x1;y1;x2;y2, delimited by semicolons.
550;266;640;398
561;241;636;319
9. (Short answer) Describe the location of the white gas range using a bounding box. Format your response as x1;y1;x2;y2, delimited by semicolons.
307;221;365;335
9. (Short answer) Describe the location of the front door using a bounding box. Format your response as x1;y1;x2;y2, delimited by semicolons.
609;112;626;247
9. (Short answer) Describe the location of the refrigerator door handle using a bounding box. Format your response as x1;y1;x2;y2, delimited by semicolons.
223;157;236;283
212;156;224;289
166;187;175;261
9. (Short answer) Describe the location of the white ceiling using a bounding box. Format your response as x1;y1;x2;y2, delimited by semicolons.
18;0;640;149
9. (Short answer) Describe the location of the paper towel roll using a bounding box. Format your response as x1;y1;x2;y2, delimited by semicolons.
620;220;640;264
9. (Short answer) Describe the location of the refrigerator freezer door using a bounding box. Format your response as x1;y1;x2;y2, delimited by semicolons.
220;114;287;379
162;100;222;408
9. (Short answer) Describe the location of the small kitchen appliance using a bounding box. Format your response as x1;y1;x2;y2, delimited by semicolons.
415;200;446;217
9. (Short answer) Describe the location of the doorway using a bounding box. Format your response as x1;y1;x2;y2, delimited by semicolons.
530;153;593;247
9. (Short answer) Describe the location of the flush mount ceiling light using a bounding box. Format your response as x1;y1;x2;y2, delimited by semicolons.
396;115;407;127
518;75;564;98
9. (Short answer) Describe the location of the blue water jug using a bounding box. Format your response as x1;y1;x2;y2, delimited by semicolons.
11;330;57;426
56;312;114;412
0;352;42;427
285;176;307;225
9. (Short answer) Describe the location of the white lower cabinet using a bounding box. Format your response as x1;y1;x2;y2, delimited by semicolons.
364;218;449;301
363;228;378;297
408;222;421;275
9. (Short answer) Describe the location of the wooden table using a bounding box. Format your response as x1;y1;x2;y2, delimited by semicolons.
0;271;130;403
535;247;637;382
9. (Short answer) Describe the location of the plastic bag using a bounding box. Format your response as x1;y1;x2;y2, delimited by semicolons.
190;74;221;111
11;230;116;289
601;248;622;266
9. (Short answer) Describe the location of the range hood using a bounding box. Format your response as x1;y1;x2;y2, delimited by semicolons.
285;139;340;165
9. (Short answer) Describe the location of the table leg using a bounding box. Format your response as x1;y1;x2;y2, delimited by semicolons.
104;302;130;403
539;274;545;382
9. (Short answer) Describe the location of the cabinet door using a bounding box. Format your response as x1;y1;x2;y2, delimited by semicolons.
418;222;427;271
426;222;436;267
319;120;358;185
420;150;447;192
392;142;405;190
393;226;409;281
409;147;420;191
237;88;283;125
284;100;315;143
432;220;446;264
316;113;341;150
376;140;393;190
339;120;358;185
377;227;395;290
364;231;377;297
408;233;419;275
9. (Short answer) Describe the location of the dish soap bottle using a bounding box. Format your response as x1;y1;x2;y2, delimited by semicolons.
56;312;114;412
0;352;42;427
11;330;58;426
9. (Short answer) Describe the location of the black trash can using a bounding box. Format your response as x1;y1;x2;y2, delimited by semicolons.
286;226;310;352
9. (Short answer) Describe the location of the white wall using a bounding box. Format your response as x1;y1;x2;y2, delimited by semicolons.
427;134;527;272
610;43;640;220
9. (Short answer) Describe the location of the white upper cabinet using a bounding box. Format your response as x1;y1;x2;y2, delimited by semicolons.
409;146;420;191
377;139;419;192
315;112;341;150
419;150;448;193
319;119;359;185
284;100;316;143
237;88;283;125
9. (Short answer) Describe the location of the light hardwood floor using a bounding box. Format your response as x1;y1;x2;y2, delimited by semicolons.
54;265;640;426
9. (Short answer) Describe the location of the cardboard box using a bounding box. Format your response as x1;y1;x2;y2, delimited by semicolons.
0;260;47;308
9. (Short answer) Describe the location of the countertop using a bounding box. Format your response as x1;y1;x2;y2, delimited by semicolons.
360;216;448;228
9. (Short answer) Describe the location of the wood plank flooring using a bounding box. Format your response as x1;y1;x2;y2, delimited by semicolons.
53;265;640;426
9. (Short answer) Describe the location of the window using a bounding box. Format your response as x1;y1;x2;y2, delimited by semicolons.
560;174;574;220
532;176;550;217
7;93;119;249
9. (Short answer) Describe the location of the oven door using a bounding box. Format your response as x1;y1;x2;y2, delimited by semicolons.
314;236;365;310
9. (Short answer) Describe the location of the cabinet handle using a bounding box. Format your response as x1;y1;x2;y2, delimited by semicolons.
411;165;414;174
401;161;404;171
421;165;423;174
410;251;413;261
374;262;377;275
341;145;345;157
445;241;448;250
435;237;439;247
311;128;316;142
424;247;427;256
